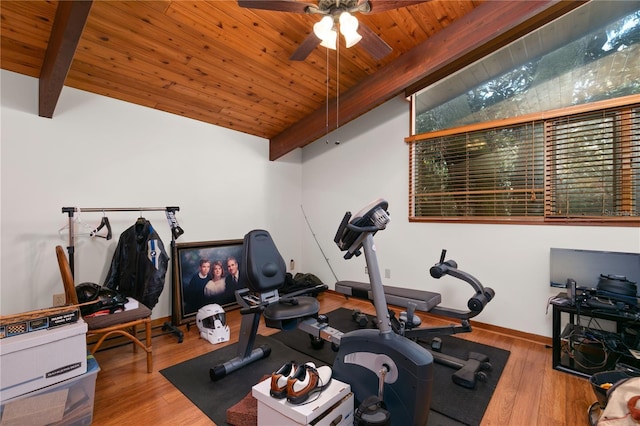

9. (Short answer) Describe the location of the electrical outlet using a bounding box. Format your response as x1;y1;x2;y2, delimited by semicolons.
365;266;368;275
52;293;66;307
385;269;391;279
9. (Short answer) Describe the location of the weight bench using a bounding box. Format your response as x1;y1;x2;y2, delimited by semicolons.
334;250;495;389
336;281;441;314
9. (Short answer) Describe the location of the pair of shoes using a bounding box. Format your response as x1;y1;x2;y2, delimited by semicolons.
286;363;333;405
270;360;301;399
270;361;319;399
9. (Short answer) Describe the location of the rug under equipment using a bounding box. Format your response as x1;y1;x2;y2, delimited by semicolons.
160;308;510;426
270;308;510;426
160;335;326;425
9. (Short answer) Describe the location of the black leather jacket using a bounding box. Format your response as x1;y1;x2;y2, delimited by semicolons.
104;220;169;309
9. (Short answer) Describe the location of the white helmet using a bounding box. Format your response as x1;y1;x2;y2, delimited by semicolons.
196;304;230;344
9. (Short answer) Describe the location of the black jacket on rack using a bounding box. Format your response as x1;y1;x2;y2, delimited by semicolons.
104;219;169;309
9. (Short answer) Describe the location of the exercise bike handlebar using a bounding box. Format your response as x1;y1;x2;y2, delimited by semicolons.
237;283;328;315
347;222;383;234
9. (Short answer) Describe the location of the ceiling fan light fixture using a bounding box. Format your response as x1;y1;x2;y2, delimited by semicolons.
314;15;337;50
313;15;333;38
342;28;362;48
339;11;362;48
339;11;358;32
320;28;337;50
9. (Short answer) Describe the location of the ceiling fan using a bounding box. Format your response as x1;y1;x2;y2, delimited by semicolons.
238;0;429;61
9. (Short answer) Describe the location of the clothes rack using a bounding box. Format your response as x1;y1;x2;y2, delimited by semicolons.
62;206;180;269
61;206;184;342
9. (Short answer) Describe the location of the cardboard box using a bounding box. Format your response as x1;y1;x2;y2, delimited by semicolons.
0;308;80;339
0;355;99;426
0;319;88;401
252;376;353;426
258;392;354;426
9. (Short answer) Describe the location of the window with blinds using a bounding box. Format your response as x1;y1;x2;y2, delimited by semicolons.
545;106;639;221
408;102;640;225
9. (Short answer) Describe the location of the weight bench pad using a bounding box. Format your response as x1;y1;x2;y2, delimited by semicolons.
335;281;441;312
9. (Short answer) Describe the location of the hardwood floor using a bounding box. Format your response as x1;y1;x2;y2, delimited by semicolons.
91;292;594;425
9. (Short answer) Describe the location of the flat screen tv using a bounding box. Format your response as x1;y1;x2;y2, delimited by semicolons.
550;248;640;295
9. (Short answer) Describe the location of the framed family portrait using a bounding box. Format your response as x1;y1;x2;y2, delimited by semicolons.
172;239;244;326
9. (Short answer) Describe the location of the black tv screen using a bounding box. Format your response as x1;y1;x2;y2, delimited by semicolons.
550;248;640;295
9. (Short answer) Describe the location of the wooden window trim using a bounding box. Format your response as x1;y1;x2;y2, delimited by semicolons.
407;94;640;143
408;95;640;226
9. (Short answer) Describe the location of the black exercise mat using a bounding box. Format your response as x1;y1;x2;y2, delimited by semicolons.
161;335;464;426
160;335;327;425
160;310;509;426
271;308;510;426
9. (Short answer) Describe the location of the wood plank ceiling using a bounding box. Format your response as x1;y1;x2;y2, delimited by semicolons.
0;1;584;160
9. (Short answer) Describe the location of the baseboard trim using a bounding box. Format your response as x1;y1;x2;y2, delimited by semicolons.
464;318;551;346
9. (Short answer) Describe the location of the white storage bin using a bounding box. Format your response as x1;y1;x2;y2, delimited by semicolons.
0;355;99;426
0;319;88;401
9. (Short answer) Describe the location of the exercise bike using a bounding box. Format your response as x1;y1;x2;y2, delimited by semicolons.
336;248;496;389
331;199;434;425
210;199;434;425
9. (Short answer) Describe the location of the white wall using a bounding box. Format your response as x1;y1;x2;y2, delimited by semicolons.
300;95;640;337
2;69;639;338
1;70;303;320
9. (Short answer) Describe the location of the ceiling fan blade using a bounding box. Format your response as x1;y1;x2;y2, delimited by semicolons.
364;0;430;13
237;0;315;14
357;23;392;60
290;32;322;61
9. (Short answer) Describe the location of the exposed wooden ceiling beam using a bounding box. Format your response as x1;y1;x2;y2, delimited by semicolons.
269;0;586;161
39;0;93;118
